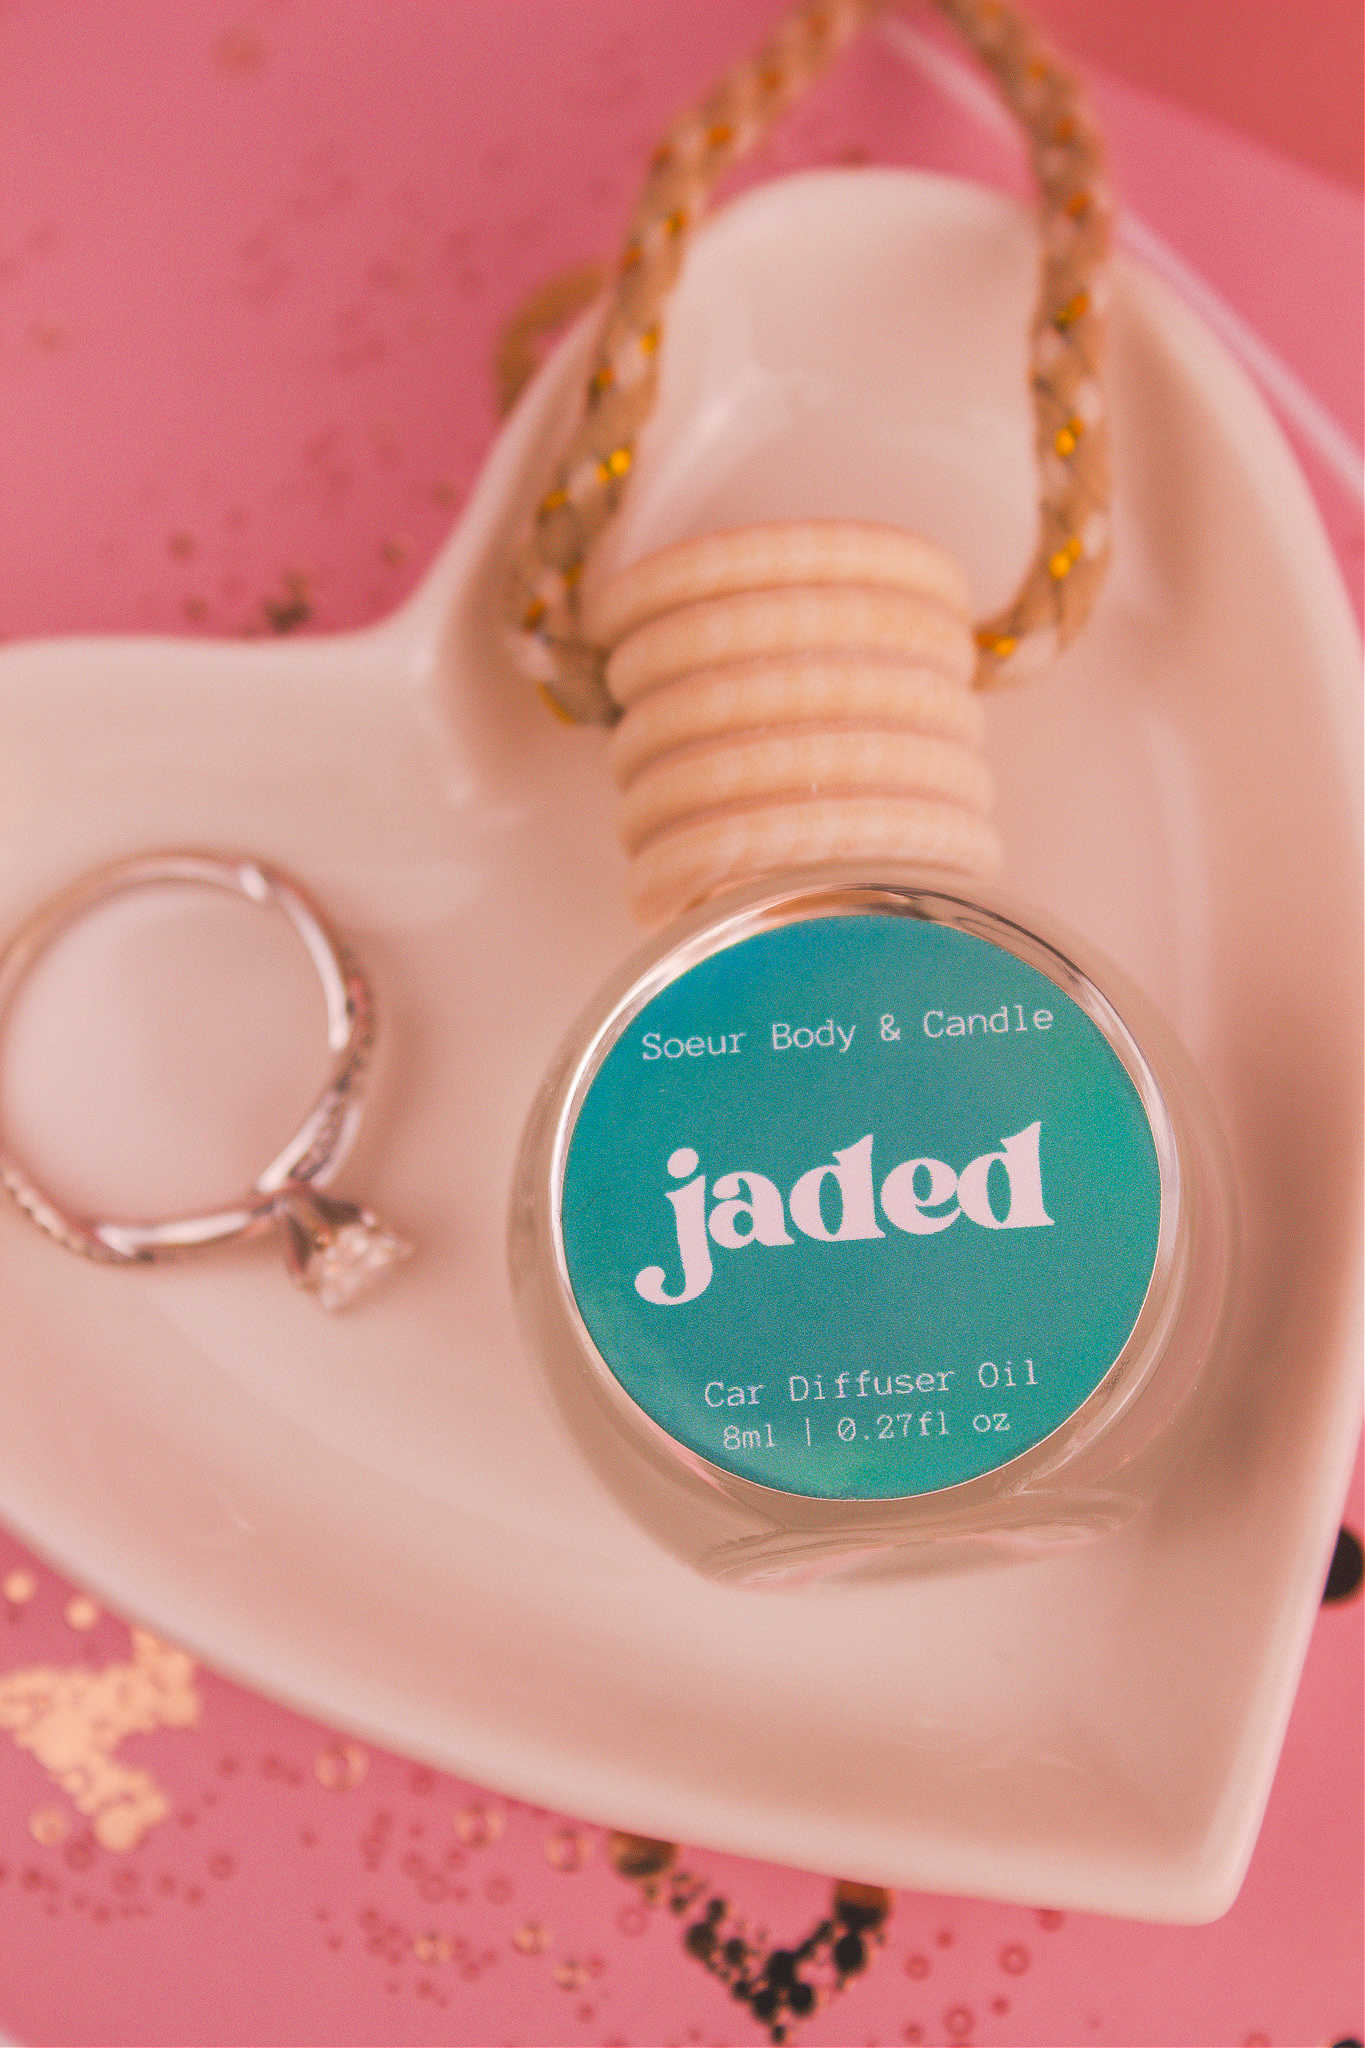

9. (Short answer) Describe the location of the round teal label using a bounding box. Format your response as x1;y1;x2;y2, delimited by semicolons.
559;909;1163;1499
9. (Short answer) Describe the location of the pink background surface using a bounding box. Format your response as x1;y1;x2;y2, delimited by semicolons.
0;6;1361;2044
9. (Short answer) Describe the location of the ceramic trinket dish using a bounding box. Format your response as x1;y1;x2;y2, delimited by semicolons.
0;8;1357;1918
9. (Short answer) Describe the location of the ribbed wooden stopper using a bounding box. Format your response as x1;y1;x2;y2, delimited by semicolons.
582;521;1002;926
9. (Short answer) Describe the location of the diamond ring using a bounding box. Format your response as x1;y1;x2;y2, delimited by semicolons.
0;851;410;1309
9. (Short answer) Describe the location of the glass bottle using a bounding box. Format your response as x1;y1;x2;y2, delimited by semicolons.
511;861;1233;1587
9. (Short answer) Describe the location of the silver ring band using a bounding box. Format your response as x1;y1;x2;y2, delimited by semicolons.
0;851;409;1308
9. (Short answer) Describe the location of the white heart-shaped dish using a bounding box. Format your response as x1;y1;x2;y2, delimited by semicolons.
0;168;1358;1920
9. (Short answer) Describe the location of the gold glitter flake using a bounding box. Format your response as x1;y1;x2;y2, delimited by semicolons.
0;1629;200;1851
606;1830;675;1881
512;1921;550;1955
454;1802;505;1847
314;1740;368;1791
29;1805;69;1847
833;1877;891;1921
545;1825;588;1871
3;1569;36;1605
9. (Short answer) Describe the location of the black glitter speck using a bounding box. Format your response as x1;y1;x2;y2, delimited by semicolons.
1323;1527;1363;1603
833;1931;866;1974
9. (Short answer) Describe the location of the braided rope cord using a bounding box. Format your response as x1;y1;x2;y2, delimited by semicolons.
508;0;1112;723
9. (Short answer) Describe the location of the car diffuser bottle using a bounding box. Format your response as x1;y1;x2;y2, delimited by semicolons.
506;0;1233;1585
